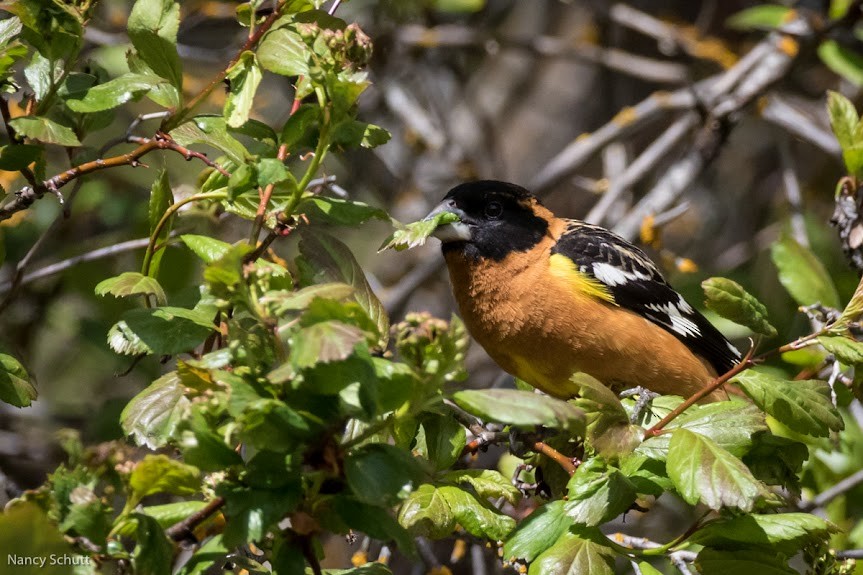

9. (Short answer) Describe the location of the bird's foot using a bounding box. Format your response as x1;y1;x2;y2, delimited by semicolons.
619;386;660;424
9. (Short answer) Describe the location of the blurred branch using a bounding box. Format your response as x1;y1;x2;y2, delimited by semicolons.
761;93;841;156
382;257;446;316
396;24;688;84
779;134;808;247
798;468;863;511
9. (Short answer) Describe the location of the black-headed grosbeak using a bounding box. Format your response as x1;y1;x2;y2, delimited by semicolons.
426;180;740;401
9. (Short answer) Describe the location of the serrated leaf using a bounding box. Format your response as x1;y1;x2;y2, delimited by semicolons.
528;531;615;575
415;413;467;472
689;513;837;555
379;211;460;252
264;282;354;315
129;454;200;506
109;306;215;356
95;272;167;305
452;388;585;433
820;40;863;86
345;444;428;507
0;352;36;407
503;500;573;563
224;51;262;128
827;90;860;151
290;320;365;368
8;116;80;146
299;230;389;346
667;428;765;511
726;5;793;30
180;234;232;263
128;0;183;90
170;115;249;164
569;373;638;455
258;26;309;77
733;370;844;437
637;399;766;459
299;196;389;226
66;73;164;112
564;458;636;526
121;372;190;448
332;119;392;149
398;483;515;541
771;236;840;308
441;469;520;504
695;548;797;575
702;277;776;337
819;335;863;365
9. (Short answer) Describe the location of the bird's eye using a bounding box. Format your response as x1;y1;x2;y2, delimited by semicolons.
485;201;503;219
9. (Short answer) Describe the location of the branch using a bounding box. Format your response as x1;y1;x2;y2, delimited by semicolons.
533;441;578;476
798;468;863;511
165;496;225;542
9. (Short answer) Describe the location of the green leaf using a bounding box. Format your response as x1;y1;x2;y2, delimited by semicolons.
257;157;291;186
177;534;228;575
726;5;793;30
299;230;389;346
108;306;216;356
217;482;302;548
95;272;167;305
689;513;838;555
121;371;190;448
0;144;41;171
564;458;636;526
637;399;766;459
441;469;520;504
0;503;78;575
732;370;844;437
0;352;36;407
224;51;262;128
569;372;641;456
0;17;22;48
258;26;309;77
132;513;174;575
238;398;315;451
332;119;392;149
24;51;57;102
330;496;415;556
414;412;467;471
667;428;765;512
290;320;365;368
398;484;515;540
827;90;860;151
147;169;174;278
771;236;840;308
66;73;164;112
179;407;244;471
263;282;354;314
379;211;460;252
345;443;428;506
819;40;863;86
281;103;320;149
743;431;808;492
180;234;232;263
129;454;200;505
299;196;389;226
636;563;664;575
452;388;586;433
819;335;863;366
324;565;394;575
528;531;615;575
139;500;208;531
695;548;797;575
503;500;573;563
128;0;183;90
702;277;776;337
8;116;80;146
170;115;250;165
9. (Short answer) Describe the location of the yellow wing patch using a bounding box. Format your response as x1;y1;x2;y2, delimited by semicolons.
548;253;617;305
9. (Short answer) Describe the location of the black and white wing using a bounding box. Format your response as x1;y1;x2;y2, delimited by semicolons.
552;220;741;374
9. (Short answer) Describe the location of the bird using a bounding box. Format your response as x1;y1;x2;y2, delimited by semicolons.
425;180;741;401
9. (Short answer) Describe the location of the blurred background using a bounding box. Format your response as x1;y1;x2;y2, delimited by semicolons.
1;0;862;571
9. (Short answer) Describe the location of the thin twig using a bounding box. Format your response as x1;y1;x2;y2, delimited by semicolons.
165;496;225;542
799;468;863;511
778;134;808;247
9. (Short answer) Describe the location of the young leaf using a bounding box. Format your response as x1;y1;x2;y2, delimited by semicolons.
129;454;201;505
564;458;637;526
108;307;216;356
0;352;37;408
263;283;354;314
819;40;863;87
65;73;164;113
569;373;641;456
257;26;310;77
398;483;515;541
299;230;389;346
147;169;174;278
819;335;863;365
132;513;174;575
695;548;797;575
379;211;460;252
224;51;262;128
771;236;840;308
689;513;838;555
121;372;190;449
8;116;80;146
503;500;573;563
732;371;844;437
289;320;365;368
95;272;167;305
170;115;250;164
441;469;520;504
726;5;793;30
528;531;615;575
702;277;776;337
345;444;428;507
414;413;467;472
451;388;586;433
827;90;860;151
331;119;392;149
299;196;389;226
666;428;765;512
128;0;183;91
180;234;232;264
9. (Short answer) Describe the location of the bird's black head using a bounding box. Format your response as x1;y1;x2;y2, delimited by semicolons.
425;180;549;261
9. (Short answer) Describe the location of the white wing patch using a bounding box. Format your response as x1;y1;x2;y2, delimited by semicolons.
646;301;702;338
591;261;652;287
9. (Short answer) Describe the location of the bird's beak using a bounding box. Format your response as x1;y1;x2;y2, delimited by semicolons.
424;200;472;243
